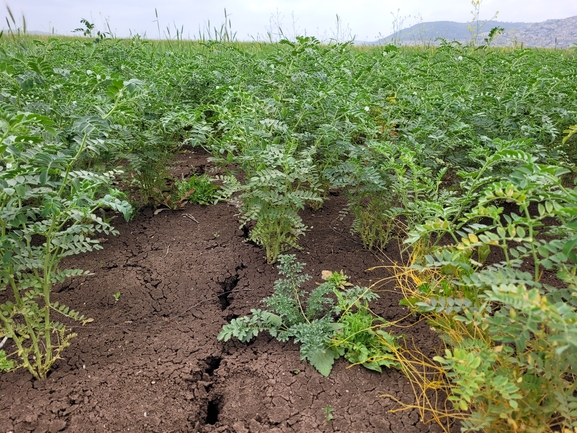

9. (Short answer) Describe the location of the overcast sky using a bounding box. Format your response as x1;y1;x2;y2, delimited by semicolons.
7;1;577;42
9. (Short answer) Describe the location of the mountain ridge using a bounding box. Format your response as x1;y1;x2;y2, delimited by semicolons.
364;15;577;48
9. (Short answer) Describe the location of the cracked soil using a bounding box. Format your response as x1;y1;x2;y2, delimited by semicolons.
1;150;450;433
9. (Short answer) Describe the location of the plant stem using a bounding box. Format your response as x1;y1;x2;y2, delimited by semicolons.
523;205;540;282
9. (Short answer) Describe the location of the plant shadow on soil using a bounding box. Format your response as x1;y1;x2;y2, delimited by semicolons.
0;150;454;433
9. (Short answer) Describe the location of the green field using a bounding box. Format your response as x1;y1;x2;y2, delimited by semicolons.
1;30;577;431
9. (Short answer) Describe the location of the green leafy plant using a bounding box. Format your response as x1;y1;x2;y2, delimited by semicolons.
332;290;402;373
0;347;14;372
327;143;395;251
323;406;334;422
73;18;109;42
402;157;577;431
218;254;401;376
218;145;322;263
329;139;450;251
467;0;499;46
175;173;220;205
0;101;132;380
483;26;505;47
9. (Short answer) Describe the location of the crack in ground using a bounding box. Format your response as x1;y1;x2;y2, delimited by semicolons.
199;356;224;427
205;396;222;425
217;275;239;311
204;356;222;376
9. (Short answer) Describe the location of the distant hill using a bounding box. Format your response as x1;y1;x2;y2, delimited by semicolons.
27;31;54;36
365;15;577;48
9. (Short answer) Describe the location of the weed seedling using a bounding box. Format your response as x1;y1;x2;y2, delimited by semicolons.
323;406;334;422
175;174;220;205
218;255;401;376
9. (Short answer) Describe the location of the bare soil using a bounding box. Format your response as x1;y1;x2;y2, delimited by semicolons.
0;150;449;433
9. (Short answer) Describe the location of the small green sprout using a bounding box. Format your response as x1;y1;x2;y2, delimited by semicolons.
323;406;334;422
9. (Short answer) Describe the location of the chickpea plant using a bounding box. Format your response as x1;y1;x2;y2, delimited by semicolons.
404;152;577;431
0;85;135;379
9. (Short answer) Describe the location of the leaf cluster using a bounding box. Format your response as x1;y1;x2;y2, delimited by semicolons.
0;78;132;378
402;151;577;430
217;144;322;263
174;174;220;205
218;254;401;376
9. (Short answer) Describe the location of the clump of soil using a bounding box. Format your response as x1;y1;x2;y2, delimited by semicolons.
0;150;449;432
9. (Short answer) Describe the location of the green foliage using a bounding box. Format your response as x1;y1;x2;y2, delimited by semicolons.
218;255;401;376
175;174;220;205
323;406;334;422
73;19;109;42
1;32;577;427
0;349;15;372
218;145;322;263
0;82;132;379
332;286;401;373
483;27;505;47
403;153;577;430
216;309;282;343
